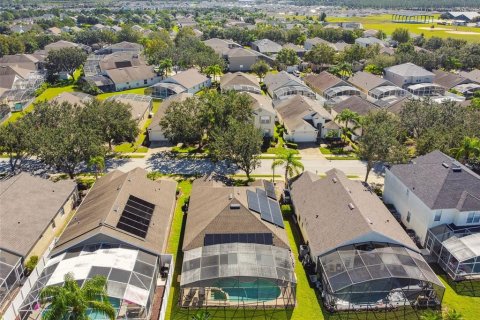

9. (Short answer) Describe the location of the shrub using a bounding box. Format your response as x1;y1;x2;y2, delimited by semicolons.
34;83;48;97
284;142;298;149
25;256;39;274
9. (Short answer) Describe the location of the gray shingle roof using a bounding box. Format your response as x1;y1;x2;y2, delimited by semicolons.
0;173;77;257
290;169;417;257
276;95;330;131
433;70;469;89
389;150;480;211
385;63;434;78
252;39;282;54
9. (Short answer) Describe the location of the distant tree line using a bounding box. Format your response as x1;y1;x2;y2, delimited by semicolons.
294;0;480;9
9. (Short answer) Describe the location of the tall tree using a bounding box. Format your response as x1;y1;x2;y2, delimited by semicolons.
82;99;139;151
251;60;270;82
334;108;360;141
159;97;206;145
276;48;299;67
358;110;408;182
450;136;480;164
210;121;263;180
392;28;410;44
272;150;304;186
87;155;105;179
0;120;32;172
40;273;115;320
45;47;87;80
304;43;336;66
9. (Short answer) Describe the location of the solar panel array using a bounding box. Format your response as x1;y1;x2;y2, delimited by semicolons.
117;195;155;238
247;188;284;228
263;181;277;200
204;233;273;246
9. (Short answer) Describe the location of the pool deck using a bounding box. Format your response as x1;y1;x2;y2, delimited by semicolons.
150;285;166;320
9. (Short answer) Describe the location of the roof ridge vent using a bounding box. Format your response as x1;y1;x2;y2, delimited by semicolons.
348;203;355;210
442;162;449;168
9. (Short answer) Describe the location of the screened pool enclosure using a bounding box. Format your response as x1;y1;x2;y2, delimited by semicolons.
426;224;480;281
317;243;445;311
15;243;171;320
180;243;296;308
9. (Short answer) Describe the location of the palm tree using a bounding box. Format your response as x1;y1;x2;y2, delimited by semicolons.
40;273;116;320
159;58;173;77
420;310;442;320
334;109;360;142
444;309;463;320
272;150;304;187
192;310;211;320
88;156;105;179
329;62;353;80
210;64;222;82
450;136;480;164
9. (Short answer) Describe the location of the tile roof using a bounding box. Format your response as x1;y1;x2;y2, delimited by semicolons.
389;150;480;211
290;169;417;257
0;173;77;257
53;168;177;256
182;176;290;251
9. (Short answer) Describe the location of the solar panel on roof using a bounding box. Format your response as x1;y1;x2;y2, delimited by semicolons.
247;190;260;213
116;195;155;238
203;233;274;246
263;181;277;200
269;199;284;228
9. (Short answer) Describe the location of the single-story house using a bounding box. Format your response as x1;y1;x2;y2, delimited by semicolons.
0;173;77;310
433;69;480;98
355;37;386;48
180;176;296;308
348;71;409;101
275;95;338;142
264;71;316;101
106;94;153;127
149;68;211;99
290;169;445;311
304;37;336;51
99;41;143;54
105;65;160;92
220;72;261;94
147;92;192;143
7;168;177;320
331;96;379;140
305;72;360;101
44;40;92;54
251;39;282;56
282;43;305;57
53;92;93;106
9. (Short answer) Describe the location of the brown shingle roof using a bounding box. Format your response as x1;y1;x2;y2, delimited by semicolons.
290;169;417;257
333;96;378;116
348;71;393;92
220;72;260;90
52;168;177;256
276;95;331;131
433;69;469;89
105;65;156;84
163;68;209;89
304;71;347;94
0;173;77;257
183;177;290;251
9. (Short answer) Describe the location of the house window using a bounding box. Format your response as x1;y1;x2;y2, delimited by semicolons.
51;220;56;229
434;211;442;222
260;116;271;124
59;207;65;216
406;211;411;223
144;79;148;85
467;212;480;224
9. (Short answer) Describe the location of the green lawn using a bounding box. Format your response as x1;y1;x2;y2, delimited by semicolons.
113;99;160;153
3;85;76;125
96;87;147;100
326;14;480;42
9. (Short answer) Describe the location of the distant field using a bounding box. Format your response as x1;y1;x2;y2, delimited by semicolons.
326;14;480;42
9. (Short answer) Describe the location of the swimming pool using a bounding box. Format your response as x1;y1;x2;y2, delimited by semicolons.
213;278;281;302
85;297;120;319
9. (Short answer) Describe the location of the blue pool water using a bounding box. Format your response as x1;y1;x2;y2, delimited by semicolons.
86;297;121;319
213;279;281;302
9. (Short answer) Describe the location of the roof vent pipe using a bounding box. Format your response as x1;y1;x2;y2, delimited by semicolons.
348;203;355;210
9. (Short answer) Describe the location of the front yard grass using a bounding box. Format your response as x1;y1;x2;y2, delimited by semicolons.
320;146;359;160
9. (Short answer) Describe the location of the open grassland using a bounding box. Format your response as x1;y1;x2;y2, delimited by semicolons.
326;14;480;42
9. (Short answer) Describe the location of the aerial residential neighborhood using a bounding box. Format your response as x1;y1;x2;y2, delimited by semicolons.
0;1;479;320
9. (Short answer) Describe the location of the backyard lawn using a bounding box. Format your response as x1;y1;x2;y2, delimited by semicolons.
162;178;480;320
